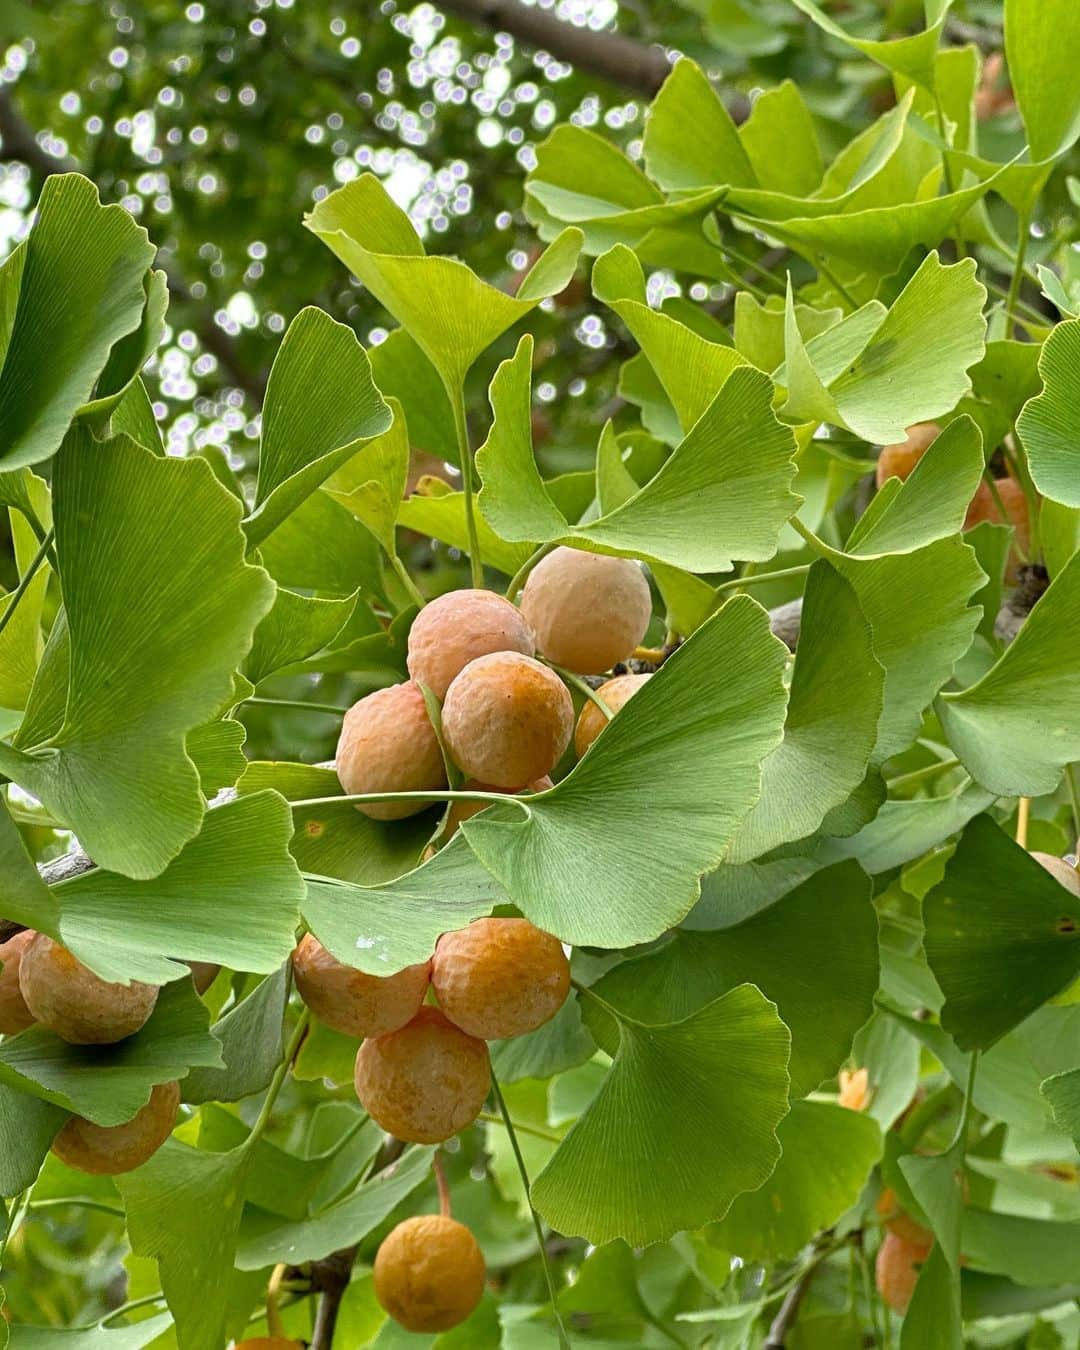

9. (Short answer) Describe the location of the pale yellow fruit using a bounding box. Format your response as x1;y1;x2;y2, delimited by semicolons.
520;547;652;674
354;1006;490;1143
0;929;36;1035
574;672;651;757
336;681;447;820
374;1214;485;1333
52;1081;180;1175
432;917;570;1040
407;588;534;698
442;652;572;788
292;934;430;1039
875;1232;931;1314
19;935;158;1045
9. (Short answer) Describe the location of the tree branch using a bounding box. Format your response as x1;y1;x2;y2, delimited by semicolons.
0;88;265;401
438;0;673;97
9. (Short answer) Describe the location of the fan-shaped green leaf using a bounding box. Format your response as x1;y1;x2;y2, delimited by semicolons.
938;549;1080;796
709;1100;882;1260
118;1139;250;1350
0;430;275;878
322;399;410;556
78;269;168;426
243;307;392;547
924;815;1080;1051
782;253;987;444
1016;318;1080;507
50;791;304;985
533;984;790;1245
183;966;289;1105
728;563;883;862
1005;0;1080;161
643;59;755;191
0;1085;66;1197
9;1313;174;1348
477;334;799;572
0;980;221;1126
305;173;581;392
0;174;155;471
244;587;356;685
789;0;954;91
462;597;788;947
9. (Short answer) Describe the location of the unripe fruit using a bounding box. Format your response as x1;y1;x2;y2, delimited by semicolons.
52;1081;180;1175
336;681;447;821
19;935;158;1044
1032;851;1080;896
187;961;220;995
875;1231;930;1314
432;918;570;1040
445;776;553;838
574;673;651;757
875;422;940;489
406;588;534;699
519;547;652;675
374;1214;485;1333
354;1006;490;1143
442;653;572;789
292;934;430;1039
0;929;37;1035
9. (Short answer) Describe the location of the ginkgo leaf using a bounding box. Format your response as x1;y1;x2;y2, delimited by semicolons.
0;173;155;471
322;398;410;556
305;172;582;392
49;791;305;985
592;245;745;433
462;596;789;947
0;979;221;1126
924;814;1080;1050
708;1101;882;1261
78;268;169;425
938;549;1080;795
728;563;883;862
1016;318;1080;506
1005;0;1080;161
0;429;275;878
782;253;987;444
10;1313;174;1349
118;1139;251;1350
243;307;392;547
244;587;356;685
477;334;799;572
532;984;790;1245
642;58;755;192
789;0;954;92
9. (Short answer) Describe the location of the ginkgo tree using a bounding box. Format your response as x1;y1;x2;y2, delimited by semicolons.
2;0;1080;1346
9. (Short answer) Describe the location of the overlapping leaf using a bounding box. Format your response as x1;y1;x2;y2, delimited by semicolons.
0;174;155;471
1016;318;1080;507
0;430;275;877
533;985;790;1245
477;333;799;572
938;549;1080;795
305;172;582;392
462;596;789;947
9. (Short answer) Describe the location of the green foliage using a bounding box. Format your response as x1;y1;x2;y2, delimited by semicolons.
3;3;1080;1344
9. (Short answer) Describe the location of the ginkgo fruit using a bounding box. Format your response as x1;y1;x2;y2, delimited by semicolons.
432;917;570;1040
1032;851;1080;896
0;929;37;1035
574;672;650;756
292;934;431;1038
874;422;940;488
19;935;158;1044
875;1231;931;1314
374;1214;486;1333
354;1006;490;1143
519;546;652;674
963;475;1031;580
336;680;447;820
441;652;572;788
407;587;534;698
187;961;220;995
444;776;553;838
875;1188;933;1247
52;1081;181;1175
837;1066;870;1112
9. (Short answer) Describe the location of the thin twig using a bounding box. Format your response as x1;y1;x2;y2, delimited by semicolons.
0;527;53;642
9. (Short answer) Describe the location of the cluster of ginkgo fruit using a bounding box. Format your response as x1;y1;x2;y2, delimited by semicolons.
287;546;659;1334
